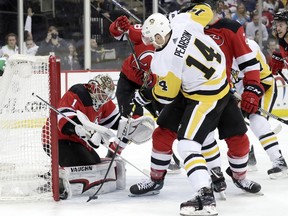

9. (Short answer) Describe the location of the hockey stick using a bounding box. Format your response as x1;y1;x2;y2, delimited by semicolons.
279;59;288;84
245;120;282;135
87;104;139;202
97;7;141;70
278;71;288;84
230;89;288;125
111;0;142;23
33;93;149;178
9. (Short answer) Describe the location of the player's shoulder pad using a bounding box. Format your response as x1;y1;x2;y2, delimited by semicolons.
211;18;242;33
69;84;93;107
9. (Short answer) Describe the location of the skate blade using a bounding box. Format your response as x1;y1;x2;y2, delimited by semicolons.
167;169;182;174
128;190;160;197
241;190;264;196
180;206;218;216
268;170;288;180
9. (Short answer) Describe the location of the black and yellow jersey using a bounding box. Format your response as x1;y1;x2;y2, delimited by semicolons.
151;5;229;104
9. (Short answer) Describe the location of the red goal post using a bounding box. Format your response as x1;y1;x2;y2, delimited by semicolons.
0;54;60;201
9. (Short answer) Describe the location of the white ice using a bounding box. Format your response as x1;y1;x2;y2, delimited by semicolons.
1;118;288;216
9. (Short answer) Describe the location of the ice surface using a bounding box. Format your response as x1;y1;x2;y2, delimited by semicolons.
1;118;287;216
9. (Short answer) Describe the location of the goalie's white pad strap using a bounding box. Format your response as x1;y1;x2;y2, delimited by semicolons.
117;116;155;145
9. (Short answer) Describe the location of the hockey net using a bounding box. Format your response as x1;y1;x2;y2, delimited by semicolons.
0;54;60;201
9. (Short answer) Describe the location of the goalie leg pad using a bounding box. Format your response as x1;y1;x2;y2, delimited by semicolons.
63;161;123;196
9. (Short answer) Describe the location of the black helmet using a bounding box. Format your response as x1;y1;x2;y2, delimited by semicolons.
273;10;288;39
274;10;288;22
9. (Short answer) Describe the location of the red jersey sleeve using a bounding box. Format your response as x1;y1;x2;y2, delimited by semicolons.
231;26;261;85
57;90;83;132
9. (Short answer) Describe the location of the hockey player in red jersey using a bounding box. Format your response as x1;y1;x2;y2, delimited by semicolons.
270;10;288;75
41;74;154;199
129;1;263;206
109;15;159;118
231;38;288;178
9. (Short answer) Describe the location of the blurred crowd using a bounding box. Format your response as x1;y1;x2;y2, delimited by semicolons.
0;0;287;71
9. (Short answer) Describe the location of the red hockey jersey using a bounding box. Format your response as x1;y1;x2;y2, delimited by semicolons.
204;18;261;86
43;84;120;149
109;22;155;86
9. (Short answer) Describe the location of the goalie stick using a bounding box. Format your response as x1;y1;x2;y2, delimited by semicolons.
87;104;138;202
32;93;150;184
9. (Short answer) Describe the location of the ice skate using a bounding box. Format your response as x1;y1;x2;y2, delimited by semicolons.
226;167;262;194
129;178;164;197
268;156;288;179
247;145;257;171
180;187;218;216
210;167;226;200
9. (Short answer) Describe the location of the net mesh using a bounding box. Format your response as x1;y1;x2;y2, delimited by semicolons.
0;55;53;200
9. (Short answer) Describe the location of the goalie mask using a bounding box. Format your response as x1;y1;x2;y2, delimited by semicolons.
87;74;115;111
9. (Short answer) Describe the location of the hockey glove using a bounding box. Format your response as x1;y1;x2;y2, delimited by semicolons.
241;84;264;114
270;52;284;75
135;70;157;87
116;15;130;32
144;72;157;88
133;90;151;107
75;125;89;140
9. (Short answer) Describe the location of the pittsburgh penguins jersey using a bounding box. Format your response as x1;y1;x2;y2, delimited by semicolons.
151;5;229;104
232;38;272;81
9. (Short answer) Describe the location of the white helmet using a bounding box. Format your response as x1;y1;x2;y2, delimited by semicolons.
87;74;115;111
141;13;171;48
